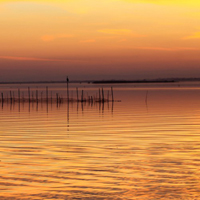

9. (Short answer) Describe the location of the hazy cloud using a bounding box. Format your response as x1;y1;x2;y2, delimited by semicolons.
0;0;74;3
0;0;197;5
41;34;74;42
80;39;95;43
0;55;83;62
98;29;145;37
133;47;199;51
118;0;199;6
182;32;200;40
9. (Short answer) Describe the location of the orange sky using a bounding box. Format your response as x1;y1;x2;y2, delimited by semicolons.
0;0;200;81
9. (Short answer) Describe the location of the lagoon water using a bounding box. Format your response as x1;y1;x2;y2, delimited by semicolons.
1;82;200;199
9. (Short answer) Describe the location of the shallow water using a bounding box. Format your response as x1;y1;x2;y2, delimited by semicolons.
1;83;200;199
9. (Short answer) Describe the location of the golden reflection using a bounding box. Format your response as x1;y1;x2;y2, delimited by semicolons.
1;85;200;199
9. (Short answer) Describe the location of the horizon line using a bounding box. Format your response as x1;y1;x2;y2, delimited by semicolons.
1;77;200;85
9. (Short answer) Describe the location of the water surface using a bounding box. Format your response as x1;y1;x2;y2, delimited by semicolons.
0;83;200;199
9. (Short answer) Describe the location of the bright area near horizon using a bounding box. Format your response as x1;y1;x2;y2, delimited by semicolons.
0;0;200;81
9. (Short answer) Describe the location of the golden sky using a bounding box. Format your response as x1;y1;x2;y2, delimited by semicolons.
0;0;200;81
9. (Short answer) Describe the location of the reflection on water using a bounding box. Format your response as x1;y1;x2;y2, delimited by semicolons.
1;83;200;199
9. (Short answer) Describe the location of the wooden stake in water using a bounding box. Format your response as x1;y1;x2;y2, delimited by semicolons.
81;90;84;102
99;88;101;102
28;87;30;103
91;96;93;104
102;88;104;102
36;90;38;104
1;92;3;108
32;91;34;102
46;86;48;103
1;93;3;104
76;87;79;101
111;87;114;102
41;91;43;103
56;93;59;105
10;91;12;103
18;89;20;104
46;87;49;112
13;91;15;102
22;92;24;103
66;76;69;102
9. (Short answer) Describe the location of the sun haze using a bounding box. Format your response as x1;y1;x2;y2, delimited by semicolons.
0;0;199;81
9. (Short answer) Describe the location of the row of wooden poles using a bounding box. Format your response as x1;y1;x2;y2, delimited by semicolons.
0;86;114;104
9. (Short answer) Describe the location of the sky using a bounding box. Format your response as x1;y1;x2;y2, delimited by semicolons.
0;0;200;81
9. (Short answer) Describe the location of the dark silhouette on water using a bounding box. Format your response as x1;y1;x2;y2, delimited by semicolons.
0;87;119;105
0;77;119;116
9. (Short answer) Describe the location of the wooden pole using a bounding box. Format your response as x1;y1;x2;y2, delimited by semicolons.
56;93;59;105
111;87;114;102
22;92;24;103
46;86;48;103
76;87;79;101
13;91;15;102
18;89;20;103
66;76;69;102
99;88;101;102
28;87;30;103
91;96;93;103
1;93;3;103
81;90;84;102
10;91;12;103
32;91;34;102
46;87;49;112
41;91;43;103
1;92;3;108
59;95;61;104
102;88;104;102
36;90;38;104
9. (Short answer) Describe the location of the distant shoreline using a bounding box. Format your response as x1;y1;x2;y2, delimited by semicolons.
92;80;175;84
0;81;67;85
1;78;200;85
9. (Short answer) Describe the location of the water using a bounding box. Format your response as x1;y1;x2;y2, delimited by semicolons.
1;82;200;199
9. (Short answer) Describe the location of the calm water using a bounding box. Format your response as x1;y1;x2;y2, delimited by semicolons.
1;82;200;199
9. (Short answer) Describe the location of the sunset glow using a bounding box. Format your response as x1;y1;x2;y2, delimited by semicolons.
0;0;200;81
